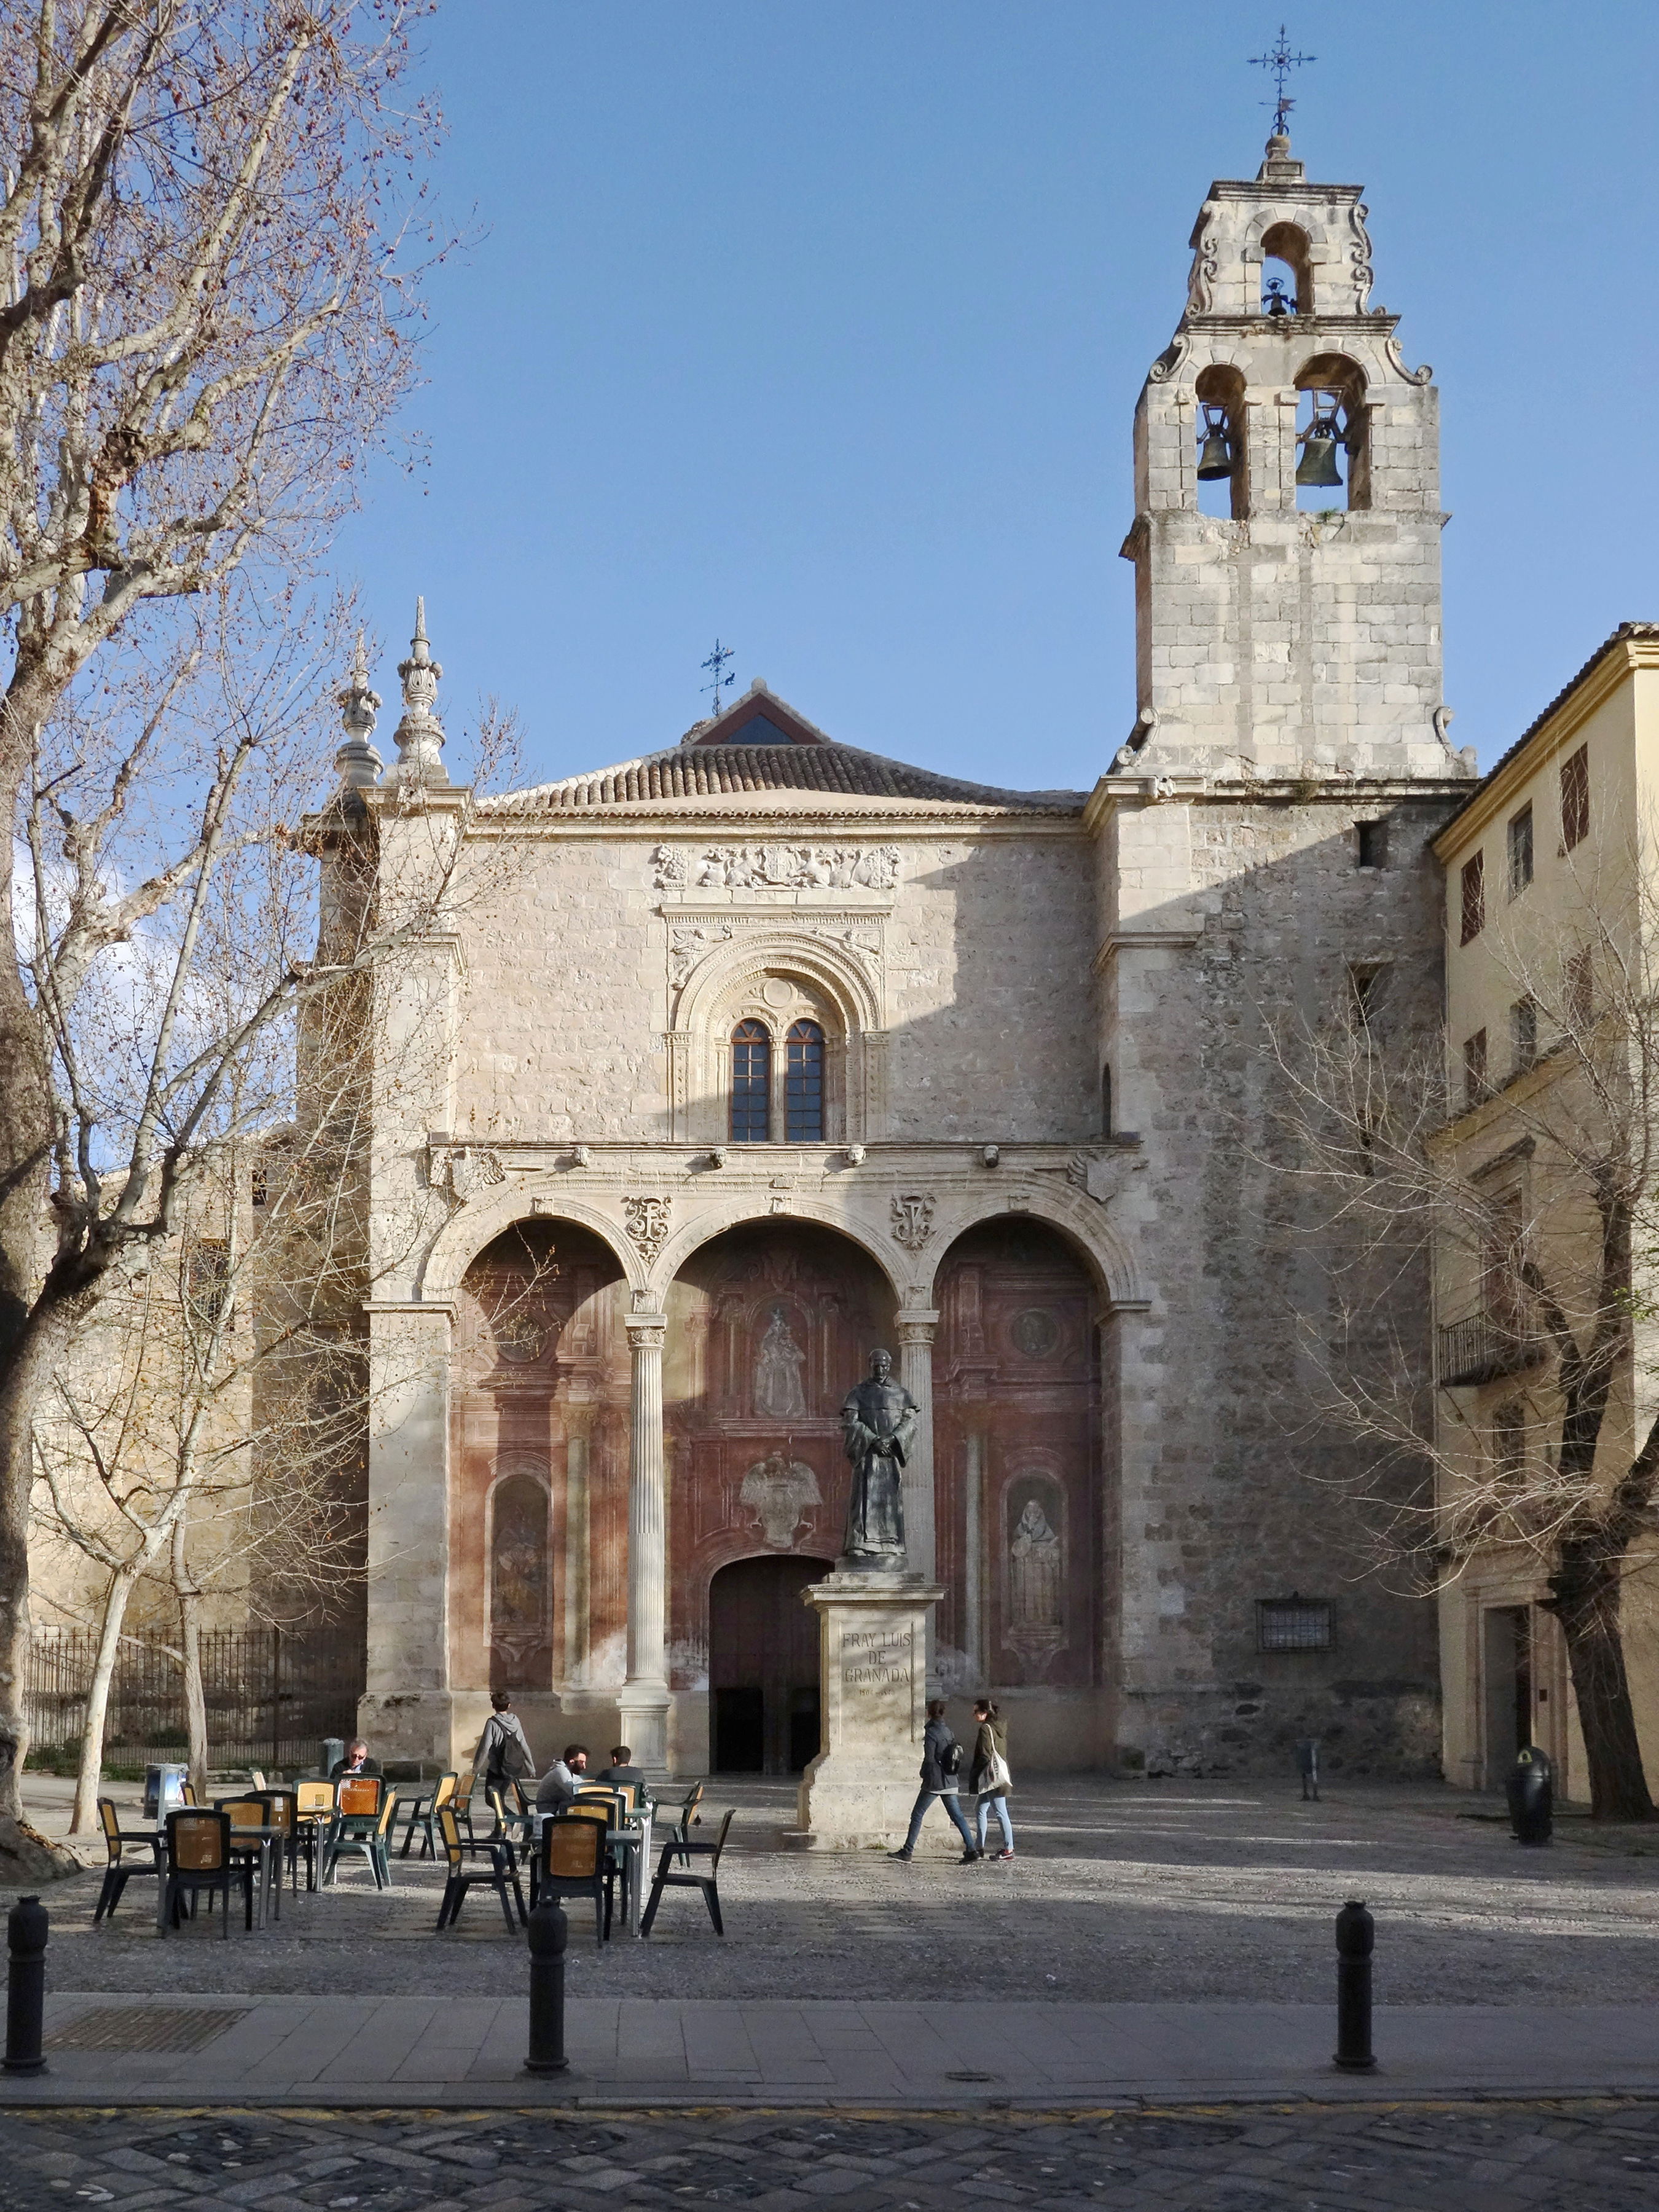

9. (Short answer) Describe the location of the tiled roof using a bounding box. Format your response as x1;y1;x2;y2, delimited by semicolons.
1433;621;1659;837
495;742;1084;815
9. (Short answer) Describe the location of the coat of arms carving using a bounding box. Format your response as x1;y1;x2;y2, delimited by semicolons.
890;1191;935;1250
739;1449;823;1548
623;1194;673;1260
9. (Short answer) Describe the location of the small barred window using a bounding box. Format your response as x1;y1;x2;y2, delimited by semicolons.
1257;1596;1333;1653
785;1020;824;1142
1561;744;1590;851
1461;852;1484;945
731;1021;771;1143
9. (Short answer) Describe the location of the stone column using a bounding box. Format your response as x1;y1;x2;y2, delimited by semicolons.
359;1301;453;1765
896;1307;939;1690
620;1308;672;1773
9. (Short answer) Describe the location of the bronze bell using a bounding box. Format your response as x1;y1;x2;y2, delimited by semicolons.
1295;407;1344;489
1196;406;1233;481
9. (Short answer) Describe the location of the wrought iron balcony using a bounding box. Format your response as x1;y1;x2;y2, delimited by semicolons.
1437;1309;1543;1388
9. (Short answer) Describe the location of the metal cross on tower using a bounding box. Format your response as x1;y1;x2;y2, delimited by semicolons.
700;637;736;719
1249;24;1315;137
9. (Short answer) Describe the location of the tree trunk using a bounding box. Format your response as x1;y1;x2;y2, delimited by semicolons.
71;1564;142;1834
173;1522;208;1803
0;1297;80;1875
1553;1544;1655;1820
0;672;67;1838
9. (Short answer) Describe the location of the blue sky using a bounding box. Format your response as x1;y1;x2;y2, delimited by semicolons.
334;2;1659;792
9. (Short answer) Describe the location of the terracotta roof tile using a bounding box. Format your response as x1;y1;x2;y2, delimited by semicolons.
495;742;1083;815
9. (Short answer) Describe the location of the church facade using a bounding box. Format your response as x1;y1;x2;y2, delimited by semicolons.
327;133;1477;1782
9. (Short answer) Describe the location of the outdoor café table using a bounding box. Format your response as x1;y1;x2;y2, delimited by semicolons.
535;1800;654;1936
153;1825;278;1935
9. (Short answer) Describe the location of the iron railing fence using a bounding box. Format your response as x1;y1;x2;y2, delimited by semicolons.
1437;1309;1547;1389
26;1624;363;1771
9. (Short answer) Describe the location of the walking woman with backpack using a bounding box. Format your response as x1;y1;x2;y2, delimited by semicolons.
890;1700;981;1862
970;1698;1014;1860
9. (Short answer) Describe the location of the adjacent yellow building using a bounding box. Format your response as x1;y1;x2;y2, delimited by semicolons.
1432;622;1659;1802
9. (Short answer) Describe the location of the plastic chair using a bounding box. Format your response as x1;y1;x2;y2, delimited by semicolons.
292;1779;334;1891
161;1810;253;1938
450;1770;486;1841
641;1808;734;1938
93;1798;162;1924
536;1811;614;1943
669;1779;704;1864
399;1770;457;1861
434;1802;525;1934
326;1778;396;1888
262;1789;299;1896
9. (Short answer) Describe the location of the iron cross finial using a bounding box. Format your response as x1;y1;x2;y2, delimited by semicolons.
700;637;737;719
1249;23;1316;138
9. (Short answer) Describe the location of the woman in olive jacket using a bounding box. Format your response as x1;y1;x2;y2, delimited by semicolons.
969;1698;1014;1859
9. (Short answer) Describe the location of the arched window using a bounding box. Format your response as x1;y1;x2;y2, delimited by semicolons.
1294;353;1369;511
1260;221;1312;315
731;1020;771;1142
1194;363;1248;520
785;1020;825;1141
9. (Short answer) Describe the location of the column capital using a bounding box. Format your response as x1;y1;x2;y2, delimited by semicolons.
625;1311;667;1348
895;1307;940;1346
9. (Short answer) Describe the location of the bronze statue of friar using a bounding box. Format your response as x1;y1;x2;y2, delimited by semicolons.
839;1347;918;1571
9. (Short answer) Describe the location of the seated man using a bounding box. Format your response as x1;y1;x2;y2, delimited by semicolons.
535;1743;589;1813
599;1744;646;1787
329;1738;381;1780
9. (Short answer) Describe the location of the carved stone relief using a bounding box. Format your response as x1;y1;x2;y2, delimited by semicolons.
890;1192;935;1250
754;1306;809;1418
652;844;900;893
739;1449;823;1548
490;1465;551;1686
437;1145;506;1201
1004;1480;1065;1680
623;1194;673;1261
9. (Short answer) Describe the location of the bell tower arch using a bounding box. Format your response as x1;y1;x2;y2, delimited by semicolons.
1119;130;1460;783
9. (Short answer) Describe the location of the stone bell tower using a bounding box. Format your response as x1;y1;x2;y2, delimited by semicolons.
1118;131;1459;782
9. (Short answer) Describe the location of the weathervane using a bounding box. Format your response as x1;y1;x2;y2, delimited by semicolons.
1249;23;1315;137
700;637;736;719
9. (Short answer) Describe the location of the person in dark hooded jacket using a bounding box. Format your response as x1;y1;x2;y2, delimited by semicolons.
889;1700;981;1862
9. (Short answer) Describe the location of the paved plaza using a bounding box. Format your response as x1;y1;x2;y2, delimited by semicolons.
24;1775;1659;2007
9;1775;1659;2197
0;2098;1658;2210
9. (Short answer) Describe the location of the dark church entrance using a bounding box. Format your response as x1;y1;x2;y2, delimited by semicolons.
708;1555;830;1774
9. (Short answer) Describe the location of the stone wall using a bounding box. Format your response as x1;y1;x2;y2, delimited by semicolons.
1099;786;1459;1777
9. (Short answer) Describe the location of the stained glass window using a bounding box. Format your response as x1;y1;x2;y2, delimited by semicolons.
731;1021;770;1142
785;1021;824;1142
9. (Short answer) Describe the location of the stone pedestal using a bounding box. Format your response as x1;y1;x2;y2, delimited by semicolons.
790;1569;943;1849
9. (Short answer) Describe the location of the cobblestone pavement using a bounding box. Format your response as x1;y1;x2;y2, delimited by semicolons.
0;2098;1657;2209
28;1777;1659;2006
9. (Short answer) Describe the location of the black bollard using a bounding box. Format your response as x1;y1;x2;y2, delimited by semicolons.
1505;1746;1553;1846
1333;1898;1375;2072
524;1896;570;2074
4;1896;48;2076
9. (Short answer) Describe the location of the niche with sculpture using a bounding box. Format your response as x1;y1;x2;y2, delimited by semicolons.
1002;1472;1067;1681
489;1462;552;1690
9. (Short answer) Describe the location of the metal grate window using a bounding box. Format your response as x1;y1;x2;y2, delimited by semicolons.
731;1021;771;1142
1257;1597;1333;1653
785;1020;824;1141
1460;851;1484;945
1561;743;1590;851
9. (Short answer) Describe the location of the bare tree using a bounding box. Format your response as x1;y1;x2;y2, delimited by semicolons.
1267;829;1659;1819
0;1;447;1872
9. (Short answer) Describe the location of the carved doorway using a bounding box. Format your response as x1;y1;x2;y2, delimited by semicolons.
708;1555;831;1774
